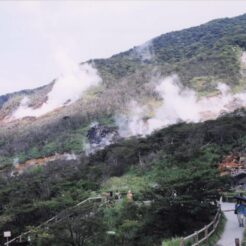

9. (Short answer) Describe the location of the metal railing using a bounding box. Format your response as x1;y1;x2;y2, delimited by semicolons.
179;208;221;246
5;196;103;245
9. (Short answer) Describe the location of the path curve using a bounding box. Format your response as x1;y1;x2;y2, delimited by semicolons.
216;202;244;246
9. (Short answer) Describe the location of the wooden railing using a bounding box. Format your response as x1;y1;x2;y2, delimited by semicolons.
5;196;103;245
5;197;221;246
179;207;221;246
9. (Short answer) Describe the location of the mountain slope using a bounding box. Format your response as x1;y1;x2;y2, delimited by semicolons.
0;14;246;170
94;14;246;84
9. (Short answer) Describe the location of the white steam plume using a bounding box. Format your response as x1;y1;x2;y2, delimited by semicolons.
117;75;246;137
241;52;246;68
134;41;154;61
12;63;102;119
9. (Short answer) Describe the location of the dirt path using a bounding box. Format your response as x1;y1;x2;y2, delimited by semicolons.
216;202;244;246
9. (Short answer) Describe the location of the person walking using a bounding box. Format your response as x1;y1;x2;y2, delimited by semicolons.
115;190;121;200
127;190;133;202
235;201;245;227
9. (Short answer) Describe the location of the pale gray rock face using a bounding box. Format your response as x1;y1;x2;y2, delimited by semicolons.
85;123;120;154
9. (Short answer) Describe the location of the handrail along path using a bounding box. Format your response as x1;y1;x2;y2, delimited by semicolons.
5;196;104;245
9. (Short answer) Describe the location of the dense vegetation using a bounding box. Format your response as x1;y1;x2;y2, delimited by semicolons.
2;109;246;245
94;14;246;86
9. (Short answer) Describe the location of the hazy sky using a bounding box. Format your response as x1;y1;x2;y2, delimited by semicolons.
0;1;246;95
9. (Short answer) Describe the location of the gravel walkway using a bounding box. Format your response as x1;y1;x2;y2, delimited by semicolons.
216;202;244;246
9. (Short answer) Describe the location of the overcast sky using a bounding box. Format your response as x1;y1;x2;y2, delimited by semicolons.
0;1;246;95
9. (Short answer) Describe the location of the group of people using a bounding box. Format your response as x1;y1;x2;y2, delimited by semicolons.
102;190;133;203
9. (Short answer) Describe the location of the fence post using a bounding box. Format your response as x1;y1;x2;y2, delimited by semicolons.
213;220;216;230
235;238;240;246
195;231;198;244
205;225;208;243
179;238;184;246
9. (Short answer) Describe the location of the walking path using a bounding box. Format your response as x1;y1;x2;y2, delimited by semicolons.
216;202;244;246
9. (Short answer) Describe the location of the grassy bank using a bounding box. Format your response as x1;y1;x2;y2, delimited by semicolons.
242;229;246;246
162;213;226;246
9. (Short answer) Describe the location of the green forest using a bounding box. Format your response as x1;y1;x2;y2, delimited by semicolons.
2;109;246;245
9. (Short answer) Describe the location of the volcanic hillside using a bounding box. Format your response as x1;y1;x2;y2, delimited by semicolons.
1;14;246;170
